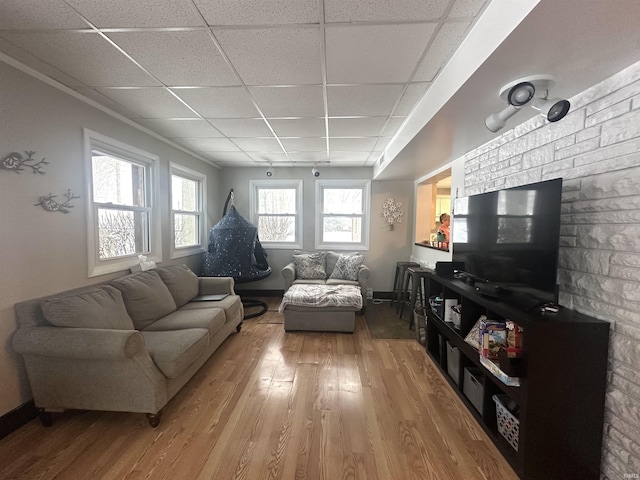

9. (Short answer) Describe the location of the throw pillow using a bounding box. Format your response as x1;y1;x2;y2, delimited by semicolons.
329;254;364;281
156;265;199;308
42;286;135;330
293;252;326;280
111;270;177;330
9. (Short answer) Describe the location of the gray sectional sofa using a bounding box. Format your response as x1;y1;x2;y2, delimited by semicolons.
12;265;243;427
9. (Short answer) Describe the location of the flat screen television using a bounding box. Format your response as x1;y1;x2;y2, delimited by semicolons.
451;178;563;306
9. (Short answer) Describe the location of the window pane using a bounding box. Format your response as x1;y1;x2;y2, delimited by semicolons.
258;189;296;214
323;216;362;242
172;175;197;211
258;216;296;242
323;189;362;214
97;209;148;259
92;152;145;206
174;213;198;247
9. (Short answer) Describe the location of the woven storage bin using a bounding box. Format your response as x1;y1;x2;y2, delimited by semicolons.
493;395;519;451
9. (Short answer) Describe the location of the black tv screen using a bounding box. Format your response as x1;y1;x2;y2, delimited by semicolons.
452;178;563;303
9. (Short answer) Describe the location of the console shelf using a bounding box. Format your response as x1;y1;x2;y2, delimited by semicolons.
424;272;609;480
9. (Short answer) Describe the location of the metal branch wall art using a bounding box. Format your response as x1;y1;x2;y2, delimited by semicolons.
2;151;48;174
35;189;80;214
381;197;404;230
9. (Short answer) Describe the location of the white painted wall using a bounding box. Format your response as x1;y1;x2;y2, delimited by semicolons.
0;62;221;417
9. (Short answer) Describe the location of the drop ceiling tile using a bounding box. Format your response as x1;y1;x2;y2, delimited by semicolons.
247;152;291;163
326;23;436;84
107;31;239;87
329;138;377;152
65;0;204;28
231;138;284;152
374;137;393;150
76;87;146;118
173;87;259;118
0;0;86;29
324;0;449;23
280;138;327;152
269;118;326;137
449;0;488;18
208;119;272;137
382;116;407;136
136;119;223;138
328;152;371;163
413;21;471;82
96;88;197;118
288;152;329;163
327;85;404;117
201;151;253;163
182;137;240;151
193;0;318;25
2;32;159;87
0;37;87;87
394;83;430;116
214;27;322;85
328;117;387;137
249;86;325;117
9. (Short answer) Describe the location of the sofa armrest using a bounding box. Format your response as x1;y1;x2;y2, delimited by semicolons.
358;264;371;297
282;262;296;292
12;326;145;360
198;277;236;295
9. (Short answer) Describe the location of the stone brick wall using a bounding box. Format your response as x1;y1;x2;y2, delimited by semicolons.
460;61;640;480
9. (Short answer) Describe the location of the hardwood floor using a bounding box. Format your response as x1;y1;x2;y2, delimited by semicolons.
0;299;517;480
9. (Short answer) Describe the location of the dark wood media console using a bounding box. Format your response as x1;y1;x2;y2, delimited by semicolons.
423;272;609;480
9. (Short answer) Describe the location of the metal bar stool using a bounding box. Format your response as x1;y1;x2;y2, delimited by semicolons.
391;261;420;312
406;267;432;329
399;265;429;319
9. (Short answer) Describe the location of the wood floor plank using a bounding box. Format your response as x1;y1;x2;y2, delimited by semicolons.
0;299;518;480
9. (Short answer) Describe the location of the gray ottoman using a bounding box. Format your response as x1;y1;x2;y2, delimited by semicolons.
279;284;362;333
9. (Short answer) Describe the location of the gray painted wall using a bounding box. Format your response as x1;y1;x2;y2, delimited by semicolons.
0;62;222;416
458;60;640;480
218;167;414;293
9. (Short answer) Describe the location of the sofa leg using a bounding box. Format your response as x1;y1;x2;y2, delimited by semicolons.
146;412;161;428
236;322;243;332
38;409;53;427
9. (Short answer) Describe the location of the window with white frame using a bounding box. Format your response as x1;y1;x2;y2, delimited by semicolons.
171;163;206;258
84;129;161;277
315;179;370;250
250;180;302;249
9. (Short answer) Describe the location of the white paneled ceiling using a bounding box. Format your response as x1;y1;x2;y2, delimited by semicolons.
0;0;490;168
3;0;640;179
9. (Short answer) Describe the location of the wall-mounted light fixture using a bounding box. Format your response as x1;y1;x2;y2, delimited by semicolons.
485;75;570;132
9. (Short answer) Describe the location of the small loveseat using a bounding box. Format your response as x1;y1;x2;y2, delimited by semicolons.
282;251;370;299
12;265;243;427
280;251;370;332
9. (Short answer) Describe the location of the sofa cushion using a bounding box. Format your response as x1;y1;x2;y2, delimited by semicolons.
329;254;364;281
180;294;243;323
141;329;209;379
111;270;177;330
293;252;326;279
156;265;199;308
143;307;226;338
41;286;134;330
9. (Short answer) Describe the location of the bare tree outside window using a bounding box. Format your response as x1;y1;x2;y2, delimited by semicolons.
257;188;296;242
172;174;200;248
92;152;149;260
322;188;363;242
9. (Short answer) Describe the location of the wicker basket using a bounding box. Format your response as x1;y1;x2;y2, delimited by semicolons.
493;394;519;451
